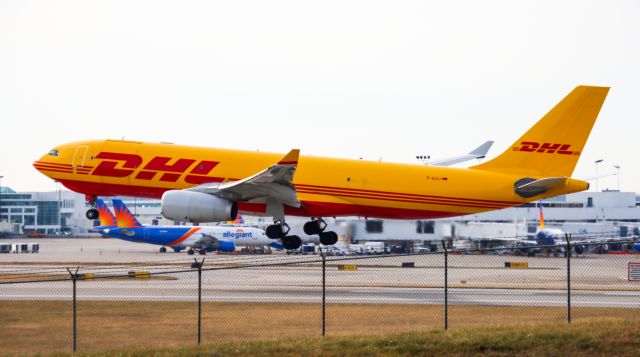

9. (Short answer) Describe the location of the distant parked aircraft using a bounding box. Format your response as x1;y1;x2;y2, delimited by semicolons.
93;199;281;255
418;140;494;166
530;204;584;256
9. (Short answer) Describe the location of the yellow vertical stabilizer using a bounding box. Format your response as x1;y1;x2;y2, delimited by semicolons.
472;86;609;177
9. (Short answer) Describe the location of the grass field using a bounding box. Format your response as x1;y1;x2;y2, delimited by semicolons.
75;319;640;357
1;301;640;356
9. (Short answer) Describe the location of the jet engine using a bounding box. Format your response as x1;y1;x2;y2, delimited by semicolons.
206;241;235;252
161;190;238;223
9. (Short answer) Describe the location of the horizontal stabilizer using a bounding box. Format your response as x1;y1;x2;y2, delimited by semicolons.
514;177;568;198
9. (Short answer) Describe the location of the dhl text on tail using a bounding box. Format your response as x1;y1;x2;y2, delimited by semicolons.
34;86;609;239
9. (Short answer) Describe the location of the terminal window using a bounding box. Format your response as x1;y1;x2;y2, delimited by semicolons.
365;220;383;233
416;221;435;234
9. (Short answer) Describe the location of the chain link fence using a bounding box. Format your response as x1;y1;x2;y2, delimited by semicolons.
1;238;639;354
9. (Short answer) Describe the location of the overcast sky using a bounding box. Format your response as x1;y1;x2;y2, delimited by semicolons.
1;0;638;194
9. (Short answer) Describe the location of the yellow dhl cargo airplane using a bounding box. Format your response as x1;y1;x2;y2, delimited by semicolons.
34;85;609;249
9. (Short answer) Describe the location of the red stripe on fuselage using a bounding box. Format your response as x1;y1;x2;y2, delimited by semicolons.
286;201;464;219
34;161;73;168
296;188;507;209
33;166;73;174
57;179;170;198
295;183;518;205
56;179;507;219
236;201;467;219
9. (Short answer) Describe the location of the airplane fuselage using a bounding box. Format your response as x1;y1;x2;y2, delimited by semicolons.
34;139;588;219
103;225;272;248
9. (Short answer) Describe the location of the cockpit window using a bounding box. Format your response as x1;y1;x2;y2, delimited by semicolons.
48;149;59;157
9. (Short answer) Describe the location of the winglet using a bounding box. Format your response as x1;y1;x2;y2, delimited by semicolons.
277;149;300;165
112;199;143;228
469;141;494;158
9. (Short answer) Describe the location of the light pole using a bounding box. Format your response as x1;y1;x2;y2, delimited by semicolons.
614;165;621;191
594;159;603;192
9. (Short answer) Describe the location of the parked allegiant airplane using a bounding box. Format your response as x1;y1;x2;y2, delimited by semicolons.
92;199;281;254
34;86;609;250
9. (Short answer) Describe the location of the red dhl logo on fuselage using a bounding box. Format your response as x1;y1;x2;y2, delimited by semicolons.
512;141;580;155
90;152;224;184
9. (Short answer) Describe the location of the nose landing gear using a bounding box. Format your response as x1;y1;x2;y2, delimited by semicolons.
85;195;99;220
86;209;99;220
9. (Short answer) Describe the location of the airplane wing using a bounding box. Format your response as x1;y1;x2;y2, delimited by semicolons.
190;234;219;250
428;141;494;166
190;149;301;208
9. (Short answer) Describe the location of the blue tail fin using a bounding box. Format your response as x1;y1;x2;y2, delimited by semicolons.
112;199;143;228
96;199;118;227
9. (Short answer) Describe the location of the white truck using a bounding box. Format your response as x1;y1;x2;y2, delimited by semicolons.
364;242;388;254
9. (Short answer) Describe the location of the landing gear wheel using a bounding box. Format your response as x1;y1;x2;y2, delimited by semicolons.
319;231;339;246
159;247;167;253
85;195;98;220
266;225;283;239
266;222;290;239
303;219;326;235
86;209;99;220
199;250;206;255
187;249;195;255
282;235;302;250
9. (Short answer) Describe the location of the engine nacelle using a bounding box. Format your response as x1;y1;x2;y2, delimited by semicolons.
207;240;236;252
161;190;238;223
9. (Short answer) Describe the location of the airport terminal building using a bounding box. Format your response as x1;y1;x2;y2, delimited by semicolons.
1;186;640;239
0;187;87;235
344;191;640;244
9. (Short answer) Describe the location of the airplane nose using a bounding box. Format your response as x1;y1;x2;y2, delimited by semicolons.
33;151;73;176
32;158;48;175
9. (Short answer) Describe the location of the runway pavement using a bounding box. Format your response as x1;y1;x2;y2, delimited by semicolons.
1;280;639;307
1;238;639;308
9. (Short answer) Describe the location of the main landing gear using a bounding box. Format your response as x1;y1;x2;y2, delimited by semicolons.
187;248;206;255
85;195;99;220
266;221;302;250
303;219;339;246
266;218;339;250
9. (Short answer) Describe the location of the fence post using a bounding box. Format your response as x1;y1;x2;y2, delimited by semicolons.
192;258;205;344
441;240;448;330
66;267;79;353
321;248;326;337
565;233;571;324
